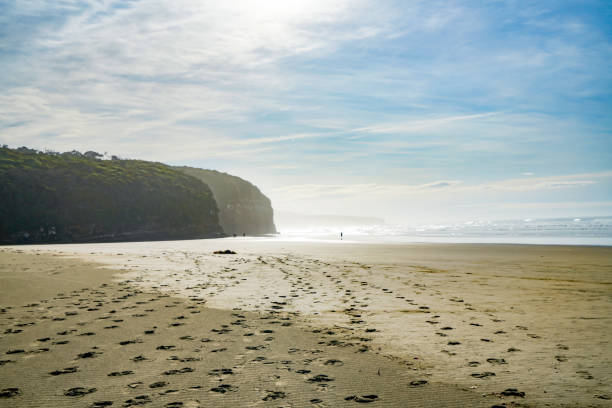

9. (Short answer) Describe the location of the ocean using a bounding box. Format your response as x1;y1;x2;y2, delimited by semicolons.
274;216;612;246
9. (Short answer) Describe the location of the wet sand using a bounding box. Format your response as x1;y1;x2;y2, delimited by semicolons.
1;240;611;407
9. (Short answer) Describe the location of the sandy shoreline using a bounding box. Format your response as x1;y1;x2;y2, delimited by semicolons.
1;240;611;407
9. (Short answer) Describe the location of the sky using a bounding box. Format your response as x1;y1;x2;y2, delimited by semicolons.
1;0;611;224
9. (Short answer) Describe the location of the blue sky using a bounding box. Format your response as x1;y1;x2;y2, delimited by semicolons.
1;0;611;223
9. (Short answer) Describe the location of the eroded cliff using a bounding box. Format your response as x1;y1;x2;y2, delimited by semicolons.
176;167;277;236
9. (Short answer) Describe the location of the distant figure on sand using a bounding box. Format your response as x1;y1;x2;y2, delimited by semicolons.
340;232;343;240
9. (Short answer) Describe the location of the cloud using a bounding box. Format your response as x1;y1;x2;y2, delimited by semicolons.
461;201;612;210
476;171;612;192
228;132;335;146
269;180;462;200
351;112;501;136
269;171;612;202
421;181;455;189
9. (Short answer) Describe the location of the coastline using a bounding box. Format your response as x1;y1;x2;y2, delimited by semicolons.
1;240;611;406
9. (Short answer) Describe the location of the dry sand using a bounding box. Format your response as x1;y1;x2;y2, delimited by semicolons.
1;240;611;407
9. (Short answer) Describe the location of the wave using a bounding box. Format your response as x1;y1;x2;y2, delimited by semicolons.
276;216;612;246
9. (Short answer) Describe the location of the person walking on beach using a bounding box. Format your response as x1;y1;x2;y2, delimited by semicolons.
340;232;343;240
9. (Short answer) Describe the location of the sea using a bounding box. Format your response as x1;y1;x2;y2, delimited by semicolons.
273;216;612;246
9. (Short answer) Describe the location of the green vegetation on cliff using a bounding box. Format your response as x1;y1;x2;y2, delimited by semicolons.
0;147;223;244
176;167;277;236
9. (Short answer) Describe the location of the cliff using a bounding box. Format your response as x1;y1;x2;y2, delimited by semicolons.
176;167;277;236
0;147;224;244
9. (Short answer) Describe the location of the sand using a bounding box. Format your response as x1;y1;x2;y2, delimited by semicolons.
1;240;611;407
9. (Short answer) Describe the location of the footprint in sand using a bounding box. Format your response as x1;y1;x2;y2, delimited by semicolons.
149;381;167;388
91;401;113;407
0;388;21;398
501;388;525;397
64;387;97;397
124;395;151;407
50;367;79;375
108;370;133;377
307;374;334;383
119;339;142;346
209;368;234;376
263;390;286;401
78;351;102;359
163;367;194;375
471;372;496;379
210;384;237;393
345;394;379;403
211;328;231;334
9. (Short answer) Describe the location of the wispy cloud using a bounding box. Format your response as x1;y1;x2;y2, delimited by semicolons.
228;132;336;146
462;201;612;210
351;112;501;136
269;171;612;201
269;180;462;201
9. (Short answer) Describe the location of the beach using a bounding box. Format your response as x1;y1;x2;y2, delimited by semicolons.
1;239;611;407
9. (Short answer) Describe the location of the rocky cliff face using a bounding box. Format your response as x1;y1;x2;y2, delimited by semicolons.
176;167;277;236
0;148;224;244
